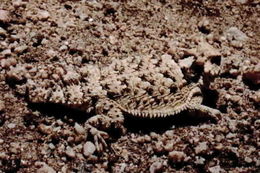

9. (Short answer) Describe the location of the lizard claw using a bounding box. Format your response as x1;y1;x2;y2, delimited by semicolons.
88;125;109;152
206;107;222;122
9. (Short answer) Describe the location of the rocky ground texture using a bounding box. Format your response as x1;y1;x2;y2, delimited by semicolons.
0;0;259;172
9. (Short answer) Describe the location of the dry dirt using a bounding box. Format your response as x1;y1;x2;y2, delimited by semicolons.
0;0;259;172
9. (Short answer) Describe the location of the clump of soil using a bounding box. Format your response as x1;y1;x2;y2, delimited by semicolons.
0;0;259;172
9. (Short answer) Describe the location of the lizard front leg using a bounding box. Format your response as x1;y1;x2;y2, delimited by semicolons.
188;96;222;122
84;98;125;152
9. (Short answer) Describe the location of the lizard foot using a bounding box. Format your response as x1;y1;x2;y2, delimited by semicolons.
86;124;109;152
195;105;222;122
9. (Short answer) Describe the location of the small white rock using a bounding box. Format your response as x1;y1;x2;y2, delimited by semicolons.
1;49;12;56
13;0;26;8
178;57;194;69
226;133;236;139
0;100;5;112
245;156;252;163
0;27;6;36
74;123;85;135
37;10;50;21
109;35;117;44
194;156;205;165
195;142;208;154
83;141;96;157
235;0;248;4
59;45;68;51
7;123;16;129
0;152;7;159
36;163;56;173
208;165;223;173
38;124;52;135
46;49;57;58
225;27;248;42
65;146;76;158
48;143;55;150
0;10;10;23
14;45;28;54
149;161;163;173
168;151;187;163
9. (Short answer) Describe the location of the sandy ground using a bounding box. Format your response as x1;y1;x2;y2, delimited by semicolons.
0;0;259;172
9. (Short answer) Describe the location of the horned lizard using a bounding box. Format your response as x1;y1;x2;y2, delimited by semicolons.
7;54;221;151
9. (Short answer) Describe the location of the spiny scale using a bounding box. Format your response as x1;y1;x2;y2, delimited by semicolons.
119;99;192;118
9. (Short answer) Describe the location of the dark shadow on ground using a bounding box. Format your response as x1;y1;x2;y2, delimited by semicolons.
27;102;91;125
27;102;217;135
124;110;217;134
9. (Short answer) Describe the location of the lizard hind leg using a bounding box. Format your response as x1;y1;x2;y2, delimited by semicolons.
84;99;125;152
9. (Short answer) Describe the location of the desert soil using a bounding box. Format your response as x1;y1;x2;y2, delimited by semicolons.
0;0;259;172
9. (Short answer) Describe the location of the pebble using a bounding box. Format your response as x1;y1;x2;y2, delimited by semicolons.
10;142;20;153
213;144;222;152
229;69;239;76
254;119;260;127
178;56;194;69
59;45;68;51
153;141;164;153
46;49;58;58
38;124;52;135
208;165;223;173
0;100;5;112
14;45;28;54
164;130;174;138
144;135;151;142
48;143;55;150
65;146;76;158
150;132;158;139
38;10;50;21
0;10;10;23
7;123;16;129
235;0;248;4
230;95;242;104
0;58;17;68
168;151;187;163
195;142;208;154
67;136;74;143
0;152;7;159
109;35;117;44
244;156;252;163
255;158;260;167
225;27;248;42
149;161;163;173
13;0;26;8
226;133;237;139
198;40;221;59
194;156;205;165
83;141;96;157
198;17;210;33
74;123;85;135
164;142;173;152
1;49;12;56
56;119;63;126
0;27;6;36
36;163;56;173
230;40;243;48
0;41;8;48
